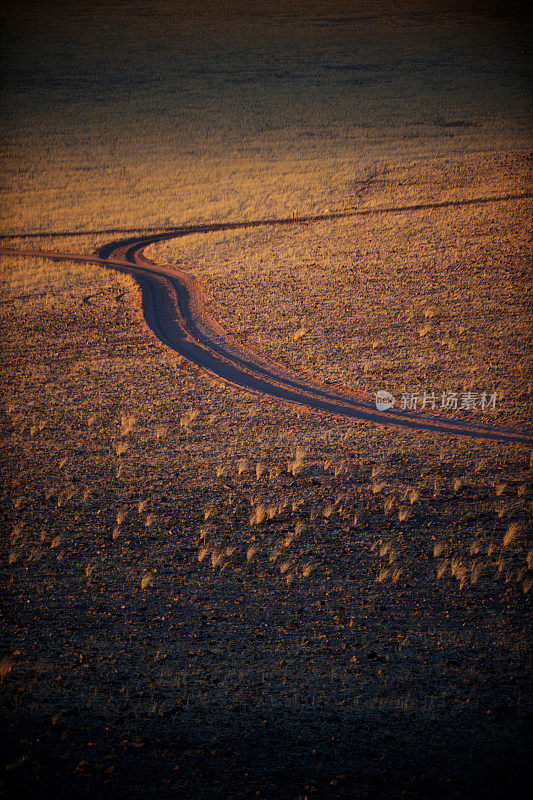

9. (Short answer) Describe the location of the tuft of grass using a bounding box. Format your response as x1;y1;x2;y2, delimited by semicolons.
293;326;309;341
180;408;199;431
0;657;13;684
384;496;395;515
211;550;224;568
10;524;23;544
141;572;154;589
198;546;210;562
250;504;267;525
437;561;448;579
246;545;258;563
391;566;403;583
287;446;306;476
116;440;129;457
155;425;168;441
433;542;444;558
237;458;249;476
495;557;505;577
334;461;346;477
398;507;411;522
470;563;483;584
503;523;519;547
121;414;136;436
495;482;507;497
451;561;468;589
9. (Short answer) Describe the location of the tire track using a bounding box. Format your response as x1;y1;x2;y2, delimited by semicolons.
1;191;530;240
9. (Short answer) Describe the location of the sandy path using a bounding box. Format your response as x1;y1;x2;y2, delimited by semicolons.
2;208;532;445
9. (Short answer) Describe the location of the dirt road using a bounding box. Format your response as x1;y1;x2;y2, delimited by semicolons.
2;209;532;445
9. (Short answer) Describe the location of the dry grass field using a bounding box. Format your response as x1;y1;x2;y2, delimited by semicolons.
1;151;532;799
1;2;532;799
148;151;532;429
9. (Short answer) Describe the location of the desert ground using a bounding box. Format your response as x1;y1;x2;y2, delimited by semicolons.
1;2;532;799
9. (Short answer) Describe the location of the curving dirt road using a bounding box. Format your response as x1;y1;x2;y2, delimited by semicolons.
2;206;532;445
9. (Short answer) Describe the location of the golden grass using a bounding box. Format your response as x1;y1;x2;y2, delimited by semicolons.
147;152;532;429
